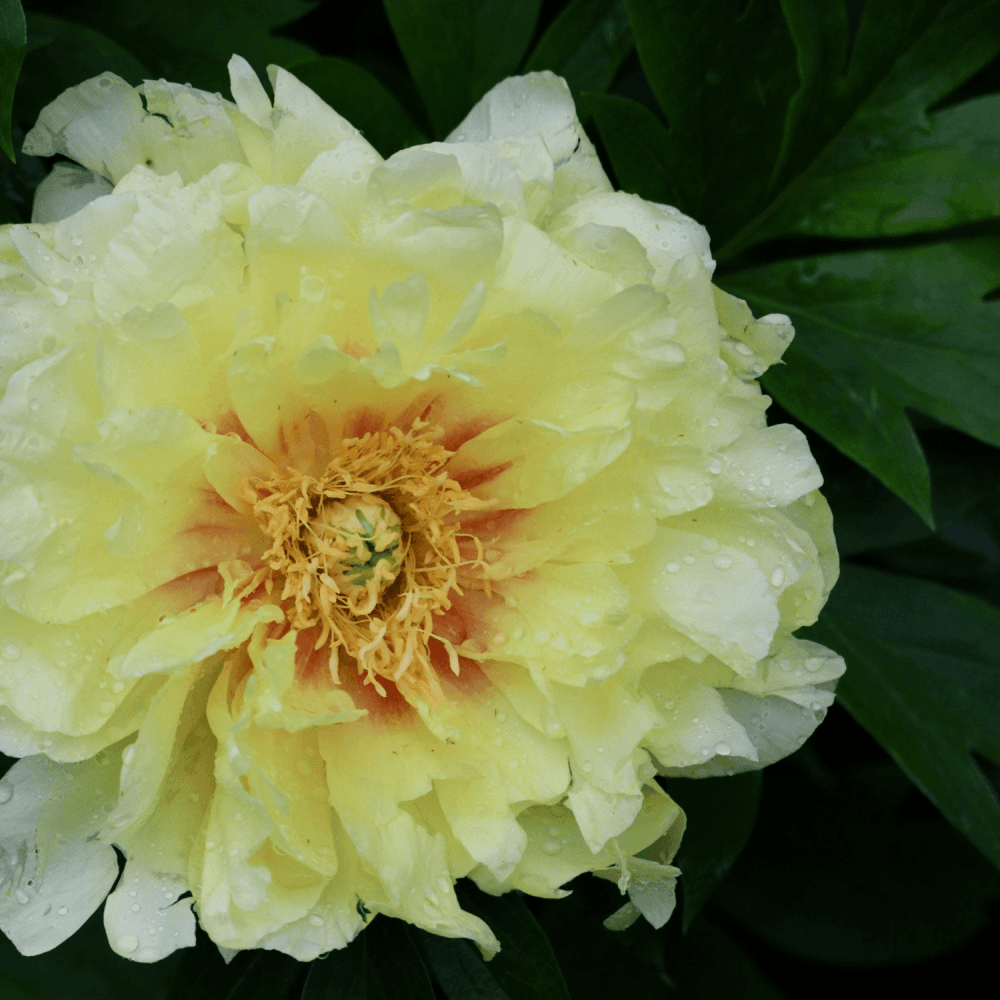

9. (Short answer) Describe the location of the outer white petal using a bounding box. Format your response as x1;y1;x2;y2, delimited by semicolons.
660;688;834;778
0;753;120;955
624;527;780;676
31;163;114;224
711;424;823;508
547;191;715;280
447;72;583;162
104;859;195;962
446;72;610;216
23;72;245;185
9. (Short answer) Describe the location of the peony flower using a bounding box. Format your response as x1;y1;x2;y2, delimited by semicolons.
0;57;844;963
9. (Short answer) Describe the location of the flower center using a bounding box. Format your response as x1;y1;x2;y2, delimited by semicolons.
241;420;489;702
310;496;403;609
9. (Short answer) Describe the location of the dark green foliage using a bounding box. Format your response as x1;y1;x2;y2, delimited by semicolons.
1;0;999;996
0;0;25;160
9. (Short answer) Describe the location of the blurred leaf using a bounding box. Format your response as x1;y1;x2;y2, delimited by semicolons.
0;905;185;1000
524;0;633;99
723;235;1000;523
852;429;1000;606
300;919;434;1000
662;917;785;998
47;0;317;93
383;0;541;137
617;0;798;240
453;885;570;1000
210;951;304;1000
19;13;148;127
716;761;1000;964
532;879;670;999
287;57;426;156
0;0;26;160
742;0;1000;250
664;771;761;931
807;565;1000;872
586;92;679;201
415;934;508;1000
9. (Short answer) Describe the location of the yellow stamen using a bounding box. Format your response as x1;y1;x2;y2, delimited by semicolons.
242;420;488;703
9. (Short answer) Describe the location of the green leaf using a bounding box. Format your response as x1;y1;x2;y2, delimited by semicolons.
453;885;570;1000
663;771;761;931
722;235;1000;524
383;0;542;137
757;93;1000;242
809;431;931;558
532;881;670;1000
856;429;1000;606
587;92;681;203
762;333;934;526
716;758;1000;964
286;57;427;157
662;917;785;998
524;0;633;100
807;564;1000;872
300;920;435;1000
415;934;508;1000
0;0;26;161
617;0;799;239
0;905;186;1000
752;1;1000;242
721;0;1000;256
46;0;317;94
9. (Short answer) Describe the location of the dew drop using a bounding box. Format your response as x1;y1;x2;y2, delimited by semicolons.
665;562;680;574
715;742;732;756
58;906;68;915
309;914;325;927
770;568;785;588
1;641;21;662
581;760;594;773
117;936;139;954
542;841;562;855
713;554;733;570
15;889;29;904
131;903;141;912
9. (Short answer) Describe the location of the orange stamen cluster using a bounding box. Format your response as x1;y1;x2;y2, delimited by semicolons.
242;419;488;703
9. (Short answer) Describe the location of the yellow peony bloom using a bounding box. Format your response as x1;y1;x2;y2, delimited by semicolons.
0;57;844;963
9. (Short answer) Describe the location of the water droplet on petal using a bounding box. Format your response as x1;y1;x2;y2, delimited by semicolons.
715;742;732;756
118;936;139;954
542;841;561;855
